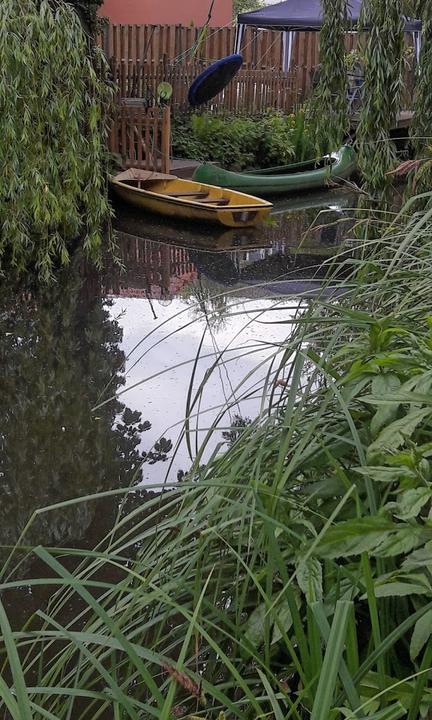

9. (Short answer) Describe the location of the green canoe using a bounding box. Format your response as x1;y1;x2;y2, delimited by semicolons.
192;146;357;196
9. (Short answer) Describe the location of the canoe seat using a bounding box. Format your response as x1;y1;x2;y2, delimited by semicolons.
166;191;209;198
201;198;230;206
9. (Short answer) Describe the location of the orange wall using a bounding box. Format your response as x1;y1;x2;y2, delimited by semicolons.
99;0;233;27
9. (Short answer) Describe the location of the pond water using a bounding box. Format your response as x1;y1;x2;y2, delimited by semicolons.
0;189;357;564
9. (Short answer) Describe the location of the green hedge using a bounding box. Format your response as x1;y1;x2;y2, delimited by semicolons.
172;110;316;170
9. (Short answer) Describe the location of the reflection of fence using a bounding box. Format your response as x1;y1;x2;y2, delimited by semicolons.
109;233;198;299
109;105;171;172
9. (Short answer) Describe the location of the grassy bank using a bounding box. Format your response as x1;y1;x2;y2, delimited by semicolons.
1;199;432;719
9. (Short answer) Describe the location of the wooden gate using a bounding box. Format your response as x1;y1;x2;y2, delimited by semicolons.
109;104;171;172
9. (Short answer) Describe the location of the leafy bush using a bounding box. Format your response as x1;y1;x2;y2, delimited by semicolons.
172;109;316;170
190;114;260;169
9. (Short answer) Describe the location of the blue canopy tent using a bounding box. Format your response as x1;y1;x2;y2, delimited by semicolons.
234;0;422;71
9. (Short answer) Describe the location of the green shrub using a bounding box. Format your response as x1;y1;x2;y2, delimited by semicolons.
172;109;316;170
190;114;260;168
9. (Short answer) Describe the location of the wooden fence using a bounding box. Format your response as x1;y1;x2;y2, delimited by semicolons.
100;24;303;68
101;23;325;113
109;105;171;172
109;59;300;115
102;24;415;116
104;24;414;168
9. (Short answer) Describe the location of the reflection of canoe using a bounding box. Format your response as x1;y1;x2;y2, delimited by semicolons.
110;169;272;228
270;189;357;215
193;146;357;196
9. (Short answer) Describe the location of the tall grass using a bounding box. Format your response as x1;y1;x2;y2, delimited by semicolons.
2;198;432;719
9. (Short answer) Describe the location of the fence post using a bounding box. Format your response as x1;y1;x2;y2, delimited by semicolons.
161;106;171;174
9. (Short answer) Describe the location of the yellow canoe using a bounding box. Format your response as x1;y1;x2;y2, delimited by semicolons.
110;169;273;228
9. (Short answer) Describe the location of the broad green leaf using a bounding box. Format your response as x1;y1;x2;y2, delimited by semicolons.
403;542;432;570
395;488;432;520
354;466;417;483
367;408;432;463
370;373;401;437
369;581;430;599
358;668;429;703
244;604;266;646
374;528;426;558
246;600;294;646
317;517;396;559
271;602;293;645
341;376;371;403
410;609;432;661
401;370;432;395
296;556;323;603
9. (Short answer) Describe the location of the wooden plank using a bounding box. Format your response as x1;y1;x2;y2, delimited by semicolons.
163;25;169;58
105;24;111;58
136;24;141;62
168;25;175;59
145;108;151;169
175;24;181;59
113;24;118;62
120;107;127;166
128;25;133;63
137;111;143;168
128;109;135;167
271;31;279;67
143;25;149;61
300;33;308;102
305;31;313;95
154;109;159;171
153;25;160;68
162;107;171;174
120;24;125;62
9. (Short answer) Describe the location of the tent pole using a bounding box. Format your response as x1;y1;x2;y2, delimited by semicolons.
413;30;422;62
234;23;246;54
282;30;295;71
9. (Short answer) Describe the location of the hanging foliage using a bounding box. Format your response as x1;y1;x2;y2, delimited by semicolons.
409;0;432;191
0;0;114;281
356;0;404;193
312;0;349;155
69;0;104;35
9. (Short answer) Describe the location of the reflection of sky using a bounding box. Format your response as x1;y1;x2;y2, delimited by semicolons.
108;294;301;485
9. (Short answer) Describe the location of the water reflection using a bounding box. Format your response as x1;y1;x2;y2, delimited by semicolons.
0;190;356;557
111;188;356;303
0;257;167;560
100;190;357;480
106;294;300;483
